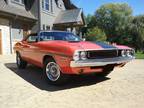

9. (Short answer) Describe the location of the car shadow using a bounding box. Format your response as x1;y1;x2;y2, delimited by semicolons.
5;63;110;92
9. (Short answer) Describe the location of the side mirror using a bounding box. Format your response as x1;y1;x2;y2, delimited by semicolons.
82;38;86;41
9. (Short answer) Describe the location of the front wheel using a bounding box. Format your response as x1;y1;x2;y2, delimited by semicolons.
16;53;27;69
43;58;69;85
97;65;114;77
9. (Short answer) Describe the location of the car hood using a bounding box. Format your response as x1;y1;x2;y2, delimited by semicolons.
67;41;130;51
68;41;116;50
38;41;131;56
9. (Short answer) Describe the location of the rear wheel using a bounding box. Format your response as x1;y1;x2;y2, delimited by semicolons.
43;58;69;85
16;52;27;69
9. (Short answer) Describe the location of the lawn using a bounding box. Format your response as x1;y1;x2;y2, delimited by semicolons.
135;51;144;59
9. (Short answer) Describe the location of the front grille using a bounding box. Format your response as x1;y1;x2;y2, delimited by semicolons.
87;50;121;59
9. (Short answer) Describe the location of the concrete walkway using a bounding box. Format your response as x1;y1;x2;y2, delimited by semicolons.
0;55;144;108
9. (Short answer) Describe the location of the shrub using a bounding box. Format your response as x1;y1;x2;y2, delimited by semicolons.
85;27;107;42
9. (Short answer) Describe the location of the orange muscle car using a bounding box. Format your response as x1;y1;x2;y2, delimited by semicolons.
14;31;135;85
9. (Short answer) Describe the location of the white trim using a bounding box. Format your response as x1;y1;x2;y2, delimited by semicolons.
0;18;11;54
11;0;24;6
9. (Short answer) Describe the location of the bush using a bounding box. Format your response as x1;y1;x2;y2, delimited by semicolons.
85;27;107;41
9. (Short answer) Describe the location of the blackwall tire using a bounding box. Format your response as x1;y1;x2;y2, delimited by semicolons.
97;65;114;77
16;53;27;69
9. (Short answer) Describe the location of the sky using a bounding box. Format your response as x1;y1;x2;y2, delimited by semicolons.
71;0;144;16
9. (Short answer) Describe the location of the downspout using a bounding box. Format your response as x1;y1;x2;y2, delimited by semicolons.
9;21;12;54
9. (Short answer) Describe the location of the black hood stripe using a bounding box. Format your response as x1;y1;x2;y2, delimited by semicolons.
94;42;117;49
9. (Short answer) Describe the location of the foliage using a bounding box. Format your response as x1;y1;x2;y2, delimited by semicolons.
86;14;97;28
130;15;144;51
81;14;97;36
135;51;144;59
82;3;144;51
95;3;133;43
85;27;107;41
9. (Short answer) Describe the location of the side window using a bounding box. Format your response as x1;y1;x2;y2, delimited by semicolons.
40;32;53;41
27;35;38;43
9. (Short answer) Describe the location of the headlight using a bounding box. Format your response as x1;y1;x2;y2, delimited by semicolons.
121;50;127;57
73;51;80;61
121;49;135;57
126;50;135;57
126;50;131;57
73;51;87;61
80;51;87;60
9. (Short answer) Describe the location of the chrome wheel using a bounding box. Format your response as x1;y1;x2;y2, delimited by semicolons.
45;62;60;81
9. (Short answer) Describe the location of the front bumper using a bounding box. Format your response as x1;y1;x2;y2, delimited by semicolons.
70;57;135;67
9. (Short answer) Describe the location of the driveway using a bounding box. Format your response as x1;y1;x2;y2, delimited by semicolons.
0;55;144;108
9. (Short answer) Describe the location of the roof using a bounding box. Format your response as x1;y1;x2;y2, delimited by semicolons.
0;0;37;20
54;9;84;25
62;0;77;9
55;0;77;9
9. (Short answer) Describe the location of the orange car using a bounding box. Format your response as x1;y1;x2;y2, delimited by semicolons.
14;31;135;85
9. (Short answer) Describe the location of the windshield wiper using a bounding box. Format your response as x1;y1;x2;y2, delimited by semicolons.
67;40;81;42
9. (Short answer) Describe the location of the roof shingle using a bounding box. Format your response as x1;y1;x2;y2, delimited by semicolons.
54;9;83;24
0;0;37;20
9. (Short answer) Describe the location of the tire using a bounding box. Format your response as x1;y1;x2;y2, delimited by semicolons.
16;52;27;69
97;65;114;77
97;71;112;77
43;58;69;85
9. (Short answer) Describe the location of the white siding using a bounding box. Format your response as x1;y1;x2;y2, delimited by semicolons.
11;21;24;53
0;18;11;55
40;0;66;30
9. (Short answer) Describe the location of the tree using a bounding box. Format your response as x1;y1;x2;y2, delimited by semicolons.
86;14;97;28
131;15;144;51
81;14;97;37
86;27;107;41
95;3;133;43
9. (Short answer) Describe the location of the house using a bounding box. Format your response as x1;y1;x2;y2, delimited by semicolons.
0;0;85;55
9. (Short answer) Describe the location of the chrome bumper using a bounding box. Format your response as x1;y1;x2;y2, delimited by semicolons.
70;57;135;67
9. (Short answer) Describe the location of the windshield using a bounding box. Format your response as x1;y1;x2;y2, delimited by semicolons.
40;32;81;42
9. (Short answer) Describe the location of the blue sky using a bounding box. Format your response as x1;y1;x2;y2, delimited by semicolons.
71;0;144;16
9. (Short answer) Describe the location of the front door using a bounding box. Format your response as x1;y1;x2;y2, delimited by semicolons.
0;29;2;54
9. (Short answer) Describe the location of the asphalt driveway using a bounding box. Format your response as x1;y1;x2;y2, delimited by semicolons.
0;55;144;108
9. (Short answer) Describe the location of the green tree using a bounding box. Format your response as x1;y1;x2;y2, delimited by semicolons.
131;15;144;51
86;14;97;28
95;3;133;43
86;27;107;41
81;14;97;36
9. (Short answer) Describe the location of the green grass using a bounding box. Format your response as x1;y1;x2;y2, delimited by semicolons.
135;51;144;59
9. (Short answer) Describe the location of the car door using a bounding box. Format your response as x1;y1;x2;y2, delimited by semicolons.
23;34;40;65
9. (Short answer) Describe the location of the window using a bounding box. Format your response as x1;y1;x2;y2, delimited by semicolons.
43;24;45;30
43;25;50;30
26;34;38;43
42;0;49;11
57;0;63;8
39;32;81;41
12;0;24;5
50;0;53;12
40;32;53;41
42;0;53;12
46;26;50;30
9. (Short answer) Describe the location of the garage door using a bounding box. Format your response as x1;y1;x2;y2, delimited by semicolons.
0;29;2;54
